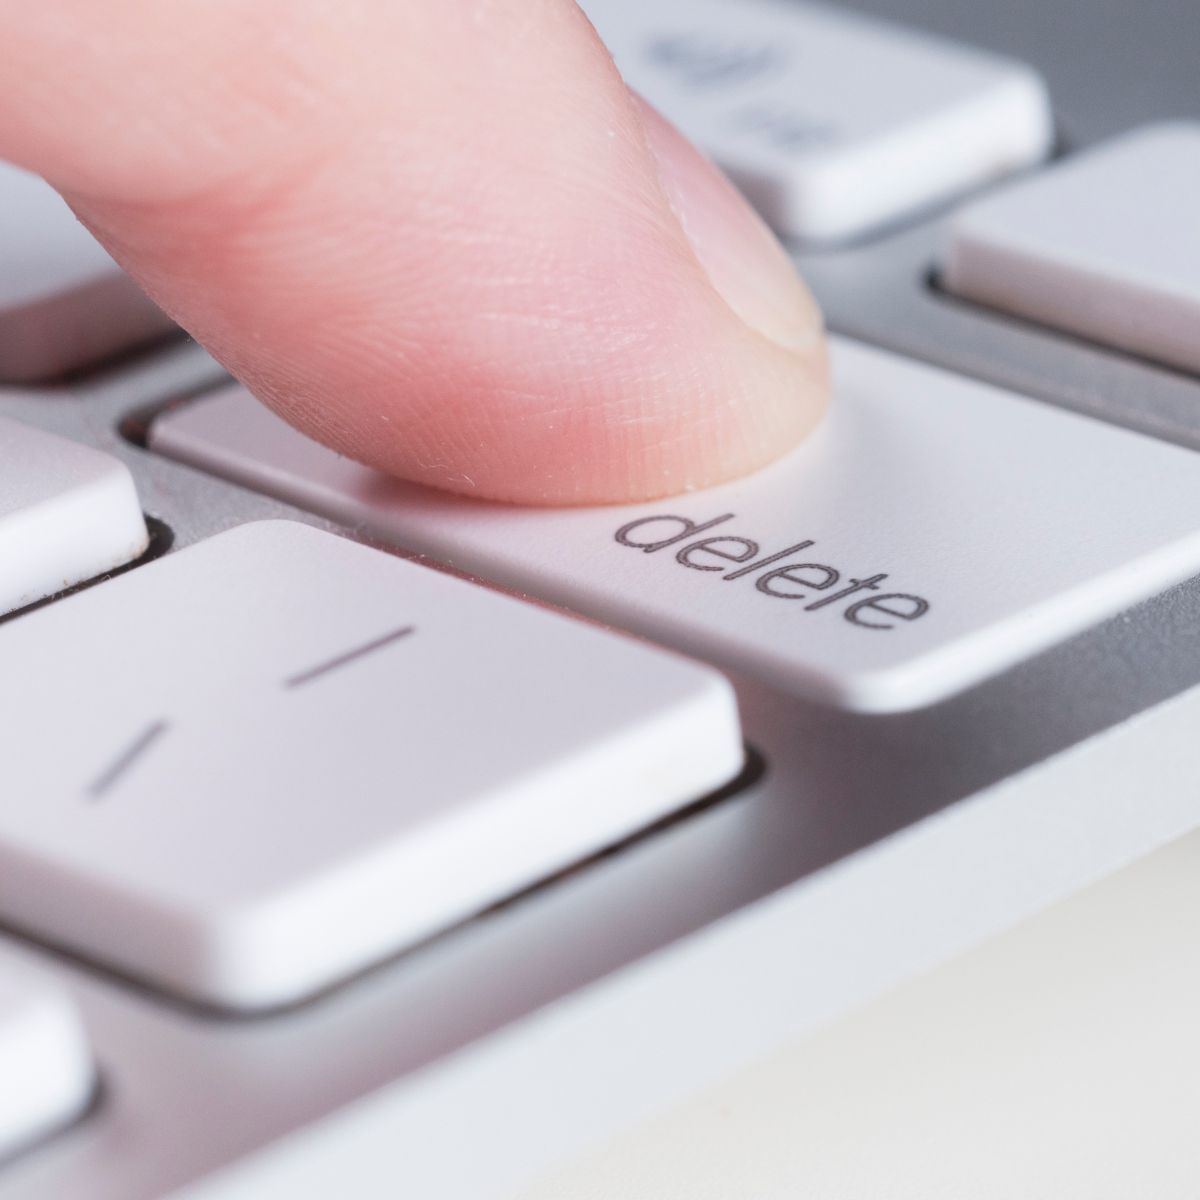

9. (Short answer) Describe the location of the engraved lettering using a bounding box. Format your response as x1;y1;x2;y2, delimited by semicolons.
614;514;734;554
648;33;783;88
845;594;930;630
676;537;759;571
756;563;839;599
805;575;887;611
613;516;930;630
731;104;840;151
723;542;815;581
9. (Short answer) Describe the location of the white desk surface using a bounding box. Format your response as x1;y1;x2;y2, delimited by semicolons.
521;826;1200;1198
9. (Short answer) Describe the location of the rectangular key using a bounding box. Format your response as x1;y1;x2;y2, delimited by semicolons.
0;417;148;616
152;340;1200;712
0;521;740;1010
0;163;175;381
581;0;1052;240
0;974;92;1161
943;123;1200;375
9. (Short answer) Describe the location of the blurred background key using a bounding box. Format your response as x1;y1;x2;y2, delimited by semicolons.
0;163;175;382
0;416;148;617
942;122;1200;375
0;973;93;1163
582;0;1053;242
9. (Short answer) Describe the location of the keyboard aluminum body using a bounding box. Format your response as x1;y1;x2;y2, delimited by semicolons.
1;1;1198;1195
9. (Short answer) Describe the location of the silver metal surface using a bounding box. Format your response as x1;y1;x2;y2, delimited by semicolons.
1;1;1199;1195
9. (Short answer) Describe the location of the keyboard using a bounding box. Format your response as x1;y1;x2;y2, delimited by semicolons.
2;0;1199;1195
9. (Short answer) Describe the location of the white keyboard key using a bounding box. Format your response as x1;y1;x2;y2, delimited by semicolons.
0;974;93;1160
0;521;740;1010
0;163;174;381
153;340;1200;713
0;417;148;616
581;0;1053;240
943;123;1200;375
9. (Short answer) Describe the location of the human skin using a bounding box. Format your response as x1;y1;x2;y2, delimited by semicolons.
0;0;829;504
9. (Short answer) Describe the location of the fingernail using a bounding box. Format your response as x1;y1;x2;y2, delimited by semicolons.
635;96;822;355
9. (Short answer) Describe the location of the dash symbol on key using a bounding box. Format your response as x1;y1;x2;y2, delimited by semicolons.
87;719;169;801
284;625;416;690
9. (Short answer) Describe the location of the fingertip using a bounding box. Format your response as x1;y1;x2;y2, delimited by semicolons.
633;97;824;359
0;0;830;507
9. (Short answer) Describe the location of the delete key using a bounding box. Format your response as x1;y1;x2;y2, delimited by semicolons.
153;338;1200;712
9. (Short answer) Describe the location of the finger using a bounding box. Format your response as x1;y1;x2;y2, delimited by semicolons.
0;0;828;504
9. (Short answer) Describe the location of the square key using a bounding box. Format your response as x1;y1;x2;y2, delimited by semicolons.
0;522;741;1010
